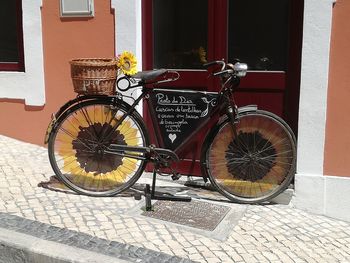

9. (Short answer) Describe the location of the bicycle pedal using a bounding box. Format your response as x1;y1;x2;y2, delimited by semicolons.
171;173;181;181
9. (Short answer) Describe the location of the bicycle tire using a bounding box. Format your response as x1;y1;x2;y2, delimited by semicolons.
48;98;149;197
202;110;296;204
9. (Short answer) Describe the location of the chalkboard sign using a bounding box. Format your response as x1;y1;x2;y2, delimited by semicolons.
150;89;219;150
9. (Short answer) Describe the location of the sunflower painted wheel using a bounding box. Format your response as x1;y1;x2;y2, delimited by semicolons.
203;110;296;203
48;99;149;196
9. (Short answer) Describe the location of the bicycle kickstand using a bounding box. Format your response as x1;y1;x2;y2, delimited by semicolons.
144;168;191;211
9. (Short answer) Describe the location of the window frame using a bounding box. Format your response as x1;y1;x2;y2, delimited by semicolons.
0;0;25;72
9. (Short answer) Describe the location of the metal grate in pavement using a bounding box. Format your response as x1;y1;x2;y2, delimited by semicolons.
142;200;231;231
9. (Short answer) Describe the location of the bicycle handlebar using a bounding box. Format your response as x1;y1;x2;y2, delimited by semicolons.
204;60;248;78
203;60;226;71
213;69;234;77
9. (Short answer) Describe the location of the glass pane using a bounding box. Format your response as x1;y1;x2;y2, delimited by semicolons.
228;0;289;71
0;0;20;62
153;0;208;69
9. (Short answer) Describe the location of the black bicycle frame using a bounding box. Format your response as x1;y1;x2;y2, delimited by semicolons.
45;72;240;163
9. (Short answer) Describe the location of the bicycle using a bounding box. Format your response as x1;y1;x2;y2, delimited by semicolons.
45;60;296;204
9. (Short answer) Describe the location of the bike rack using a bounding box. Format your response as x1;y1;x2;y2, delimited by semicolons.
144;168;191;211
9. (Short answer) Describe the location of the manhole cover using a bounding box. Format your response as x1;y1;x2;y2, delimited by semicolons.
142;200;230;231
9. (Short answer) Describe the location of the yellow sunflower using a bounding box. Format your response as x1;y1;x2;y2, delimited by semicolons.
198;46;207;64
208;115;294;198
117;51;137;76
54;104;143;192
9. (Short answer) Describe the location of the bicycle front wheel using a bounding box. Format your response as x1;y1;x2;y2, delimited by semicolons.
204;110;296;203
48;98;149;196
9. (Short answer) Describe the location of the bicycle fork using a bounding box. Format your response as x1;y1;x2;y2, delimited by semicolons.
226;102;240;139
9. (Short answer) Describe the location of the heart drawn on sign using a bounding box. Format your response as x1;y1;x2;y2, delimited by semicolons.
169;134;177;143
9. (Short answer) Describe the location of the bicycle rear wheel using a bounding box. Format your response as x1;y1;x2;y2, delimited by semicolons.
203;110;296;203
48;98;149;196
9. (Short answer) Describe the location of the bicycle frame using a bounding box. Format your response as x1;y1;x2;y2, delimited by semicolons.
45;71;249;165
44;61;250;173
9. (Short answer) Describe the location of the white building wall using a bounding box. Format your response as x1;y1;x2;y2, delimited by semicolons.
294;0;350;222
112;0;142;111
297;0;333;177
112;0;142;68
0;0;45;106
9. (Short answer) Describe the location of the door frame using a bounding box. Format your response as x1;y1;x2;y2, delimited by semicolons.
141;0;304;175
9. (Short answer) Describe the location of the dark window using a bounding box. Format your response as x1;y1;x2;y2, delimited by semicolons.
153;0;208;69
228;0;289;71
0;0;24;71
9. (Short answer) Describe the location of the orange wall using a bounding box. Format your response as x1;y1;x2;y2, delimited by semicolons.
324;0;350;177
0;0;115;146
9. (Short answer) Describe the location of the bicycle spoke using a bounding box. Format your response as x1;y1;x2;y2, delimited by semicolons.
97;106;119;141
80;105;100;139
62;160;81;173
71;113;98;141
58;126;93;151
56;154;77;164
258;137;291;154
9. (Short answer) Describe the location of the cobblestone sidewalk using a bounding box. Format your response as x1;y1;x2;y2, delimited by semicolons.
1;134;350;263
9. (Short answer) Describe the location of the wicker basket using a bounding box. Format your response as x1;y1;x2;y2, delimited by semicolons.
70;58;118;95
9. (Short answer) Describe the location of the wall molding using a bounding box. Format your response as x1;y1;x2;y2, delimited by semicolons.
294;173;350;222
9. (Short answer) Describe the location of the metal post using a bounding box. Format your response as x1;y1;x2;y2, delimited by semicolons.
144;184;152;211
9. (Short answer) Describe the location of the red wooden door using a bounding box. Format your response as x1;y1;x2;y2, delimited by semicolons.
142;0;303;176
226;0;304;134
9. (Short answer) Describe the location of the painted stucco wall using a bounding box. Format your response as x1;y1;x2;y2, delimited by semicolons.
324;0;350;178
0;0;115;145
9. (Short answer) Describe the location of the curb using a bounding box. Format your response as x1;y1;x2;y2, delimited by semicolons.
0;213;194;263
0;227;129;263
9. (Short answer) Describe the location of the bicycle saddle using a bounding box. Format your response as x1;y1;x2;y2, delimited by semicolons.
132;69;168;82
